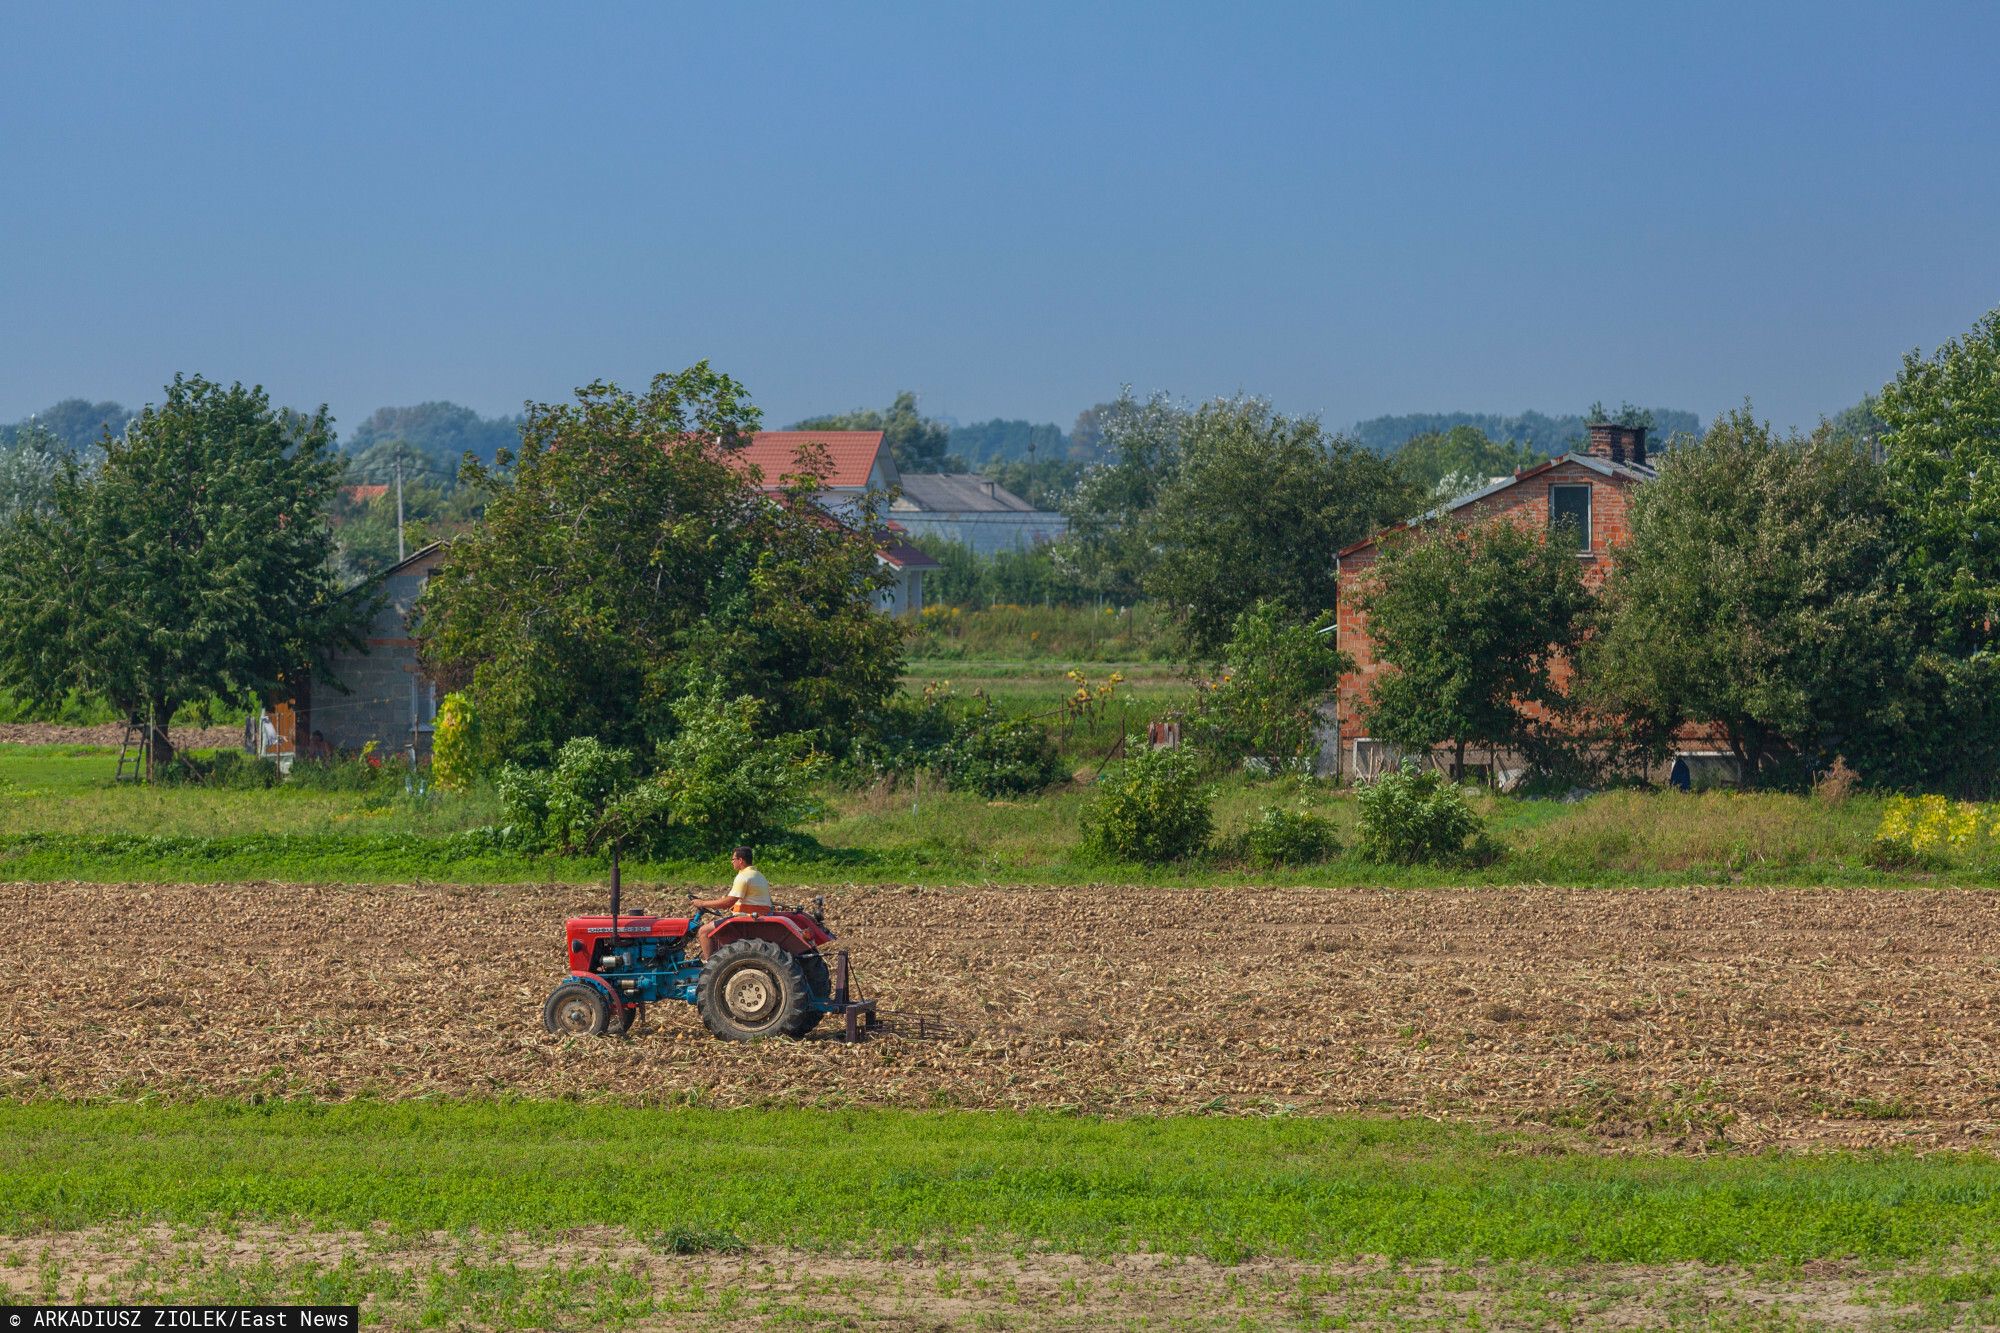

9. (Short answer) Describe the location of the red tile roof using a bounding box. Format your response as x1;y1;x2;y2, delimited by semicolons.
726;431;888;489
342;483;390;504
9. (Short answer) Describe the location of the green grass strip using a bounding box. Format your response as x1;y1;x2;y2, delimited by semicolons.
2;1101;1995;1264
0;830;1959;889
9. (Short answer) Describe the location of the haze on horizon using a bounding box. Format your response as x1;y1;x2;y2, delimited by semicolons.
3;1;1996;438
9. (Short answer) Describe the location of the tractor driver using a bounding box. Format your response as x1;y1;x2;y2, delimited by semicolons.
689;845;774;956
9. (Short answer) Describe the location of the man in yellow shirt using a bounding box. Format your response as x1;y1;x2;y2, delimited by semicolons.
690;846;774;955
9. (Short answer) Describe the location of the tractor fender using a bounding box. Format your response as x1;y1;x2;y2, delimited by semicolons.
563;971;623;1008
704;914;819;955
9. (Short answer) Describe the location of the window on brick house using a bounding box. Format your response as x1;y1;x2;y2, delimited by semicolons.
1549;484;1592;552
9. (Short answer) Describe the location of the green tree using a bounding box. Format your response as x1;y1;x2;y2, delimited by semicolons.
908;537;1091;610
1873;308;2000;792
0;375;357;767
1145;398;1415;656
980;456;1084;509
331;439;494;581
595;682;826;854
1192;600;1349;769
794;390;957;472
1058;390;1185;604
1350;408;1702;456
419;366;905;764
0;399;131;453
946;418;1068;467
1586;407;1917;786
1880;307;2000;638
343;436;459;489
1356;518;1593;779
1394;425;1537;498
1585;400;1657;431
1825;393;1887;453
1069;401;1119;459
346;401;523;469
332;485;446;581
0;421;68;521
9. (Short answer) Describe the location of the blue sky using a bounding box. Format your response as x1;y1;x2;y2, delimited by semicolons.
3;2;1996;437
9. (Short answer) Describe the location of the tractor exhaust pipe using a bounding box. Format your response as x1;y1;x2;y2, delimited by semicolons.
609;842;621;949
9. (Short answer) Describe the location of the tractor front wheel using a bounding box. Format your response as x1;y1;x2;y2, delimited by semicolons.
696;941;811;1041
543;981;611;1037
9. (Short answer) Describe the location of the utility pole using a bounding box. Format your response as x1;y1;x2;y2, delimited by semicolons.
395;455;406;561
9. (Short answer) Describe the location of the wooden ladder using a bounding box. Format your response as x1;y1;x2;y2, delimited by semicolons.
115;715;154;783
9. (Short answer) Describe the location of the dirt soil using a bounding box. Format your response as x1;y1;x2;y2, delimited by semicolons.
0;722;242;749
0;1224;1931;1330
4;880;1999;1150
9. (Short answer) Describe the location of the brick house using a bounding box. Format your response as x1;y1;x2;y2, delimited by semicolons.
1331;423;1654;780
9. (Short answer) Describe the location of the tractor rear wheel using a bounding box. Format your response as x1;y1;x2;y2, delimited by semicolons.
543;981;611;1037
696;941;811;1041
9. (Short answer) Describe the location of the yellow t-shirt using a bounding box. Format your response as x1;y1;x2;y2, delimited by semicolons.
728;867;774;912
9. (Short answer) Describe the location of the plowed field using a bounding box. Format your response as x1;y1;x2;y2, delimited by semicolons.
6;880;1997;1150
0;723;241;749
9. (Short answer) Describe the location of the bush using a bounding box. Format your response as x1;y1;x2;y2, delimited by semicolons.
1812;755;1860;806
840;682;960;779
1871;793;2000;870
498;736;637;854
936;704;1067;797
643;682;825;853
496;684;826;857
1081;745;1213;864
1245;800;1341;868
159;748;281;789
431;691;479;793
1355;762;1483;865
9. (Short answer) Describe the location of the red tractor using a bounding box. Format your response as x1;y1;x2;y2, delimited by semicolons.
541;857;876;1041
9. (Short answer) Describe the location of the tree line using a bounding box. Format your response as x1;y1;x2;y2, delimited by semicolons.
1349;406;1704;455
2;305;1990;796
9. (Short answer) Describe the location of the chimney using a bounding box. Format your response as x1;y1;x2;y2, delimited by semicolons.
1585;422;1647;466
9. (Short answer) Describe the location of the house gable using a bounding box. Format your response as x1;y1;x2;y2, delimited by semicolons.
1332;450;1655;771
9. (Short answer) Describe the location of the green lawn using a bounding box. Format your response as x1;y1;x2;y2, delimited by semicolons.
900;663;1198;767
4;1101;1996;1266
0;742;1977;887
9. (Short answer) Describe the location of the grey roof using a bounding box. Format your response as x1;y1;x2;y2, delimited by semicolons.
892;472;1041;513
